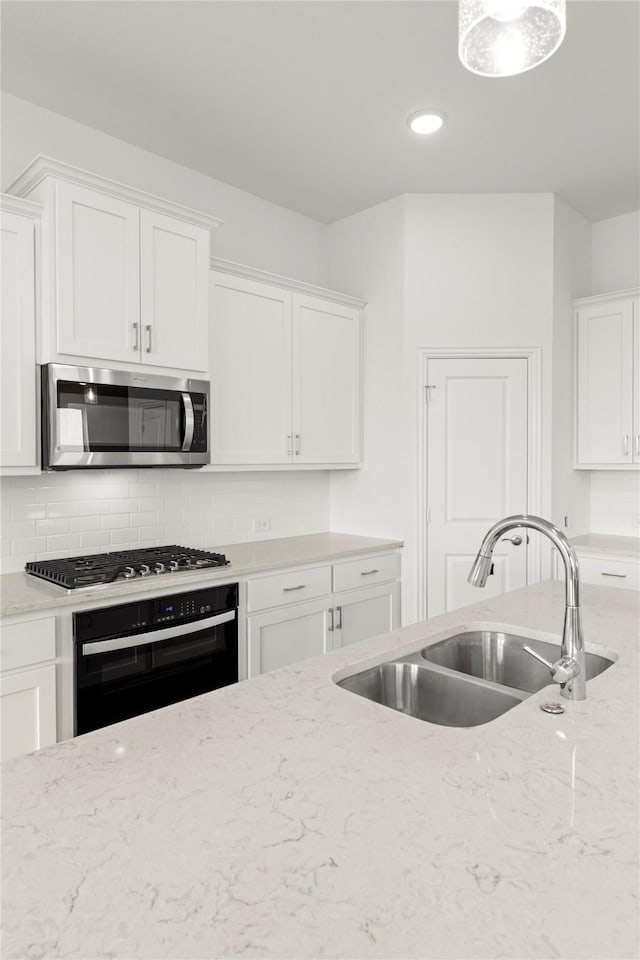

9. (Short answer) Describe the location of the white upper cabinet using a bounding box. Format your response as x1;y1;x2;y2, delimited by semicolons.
0;196;41;472
209;262;364;470
210;273;292;464
7;157;220;375
56;181;140;363
292;294;361;464
139;210;210;371
575;291;640;468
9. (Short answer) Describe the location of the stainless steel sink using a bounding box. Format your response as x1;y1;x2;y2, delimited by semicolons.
420;631;615;693
337;658;525;727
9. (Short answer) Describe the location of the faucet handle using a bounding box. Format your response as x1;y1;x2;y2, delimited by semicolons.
523;645;580;685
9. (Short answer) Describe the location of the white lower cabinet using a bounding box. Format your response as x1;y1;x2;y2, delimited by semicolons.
247;598;333;677
334;582;400;647
0;616;58;761
1;664;57;762
245;550;402;677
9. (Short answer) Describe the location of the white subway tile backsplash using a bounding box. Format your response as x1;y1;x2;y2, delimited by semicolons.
590;471;640;537
1;470;330;573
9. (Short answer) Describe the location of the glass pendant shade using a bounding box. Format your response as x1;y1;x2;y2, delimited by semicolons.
459;0;566;77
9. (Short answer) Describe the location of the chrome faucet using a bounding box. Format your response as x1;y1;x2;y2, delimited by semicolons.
467;514;586;701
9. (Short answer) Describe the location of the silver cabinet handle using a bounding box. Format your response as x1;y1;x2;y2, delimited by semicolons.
132;322;139;351
336;605;342;630
283;584;305;592
287;434;293;457
82;610;236;656
360;569;379;576
623;434;629;456
145;324;152;353
328;608;334;632
601;572;627;579
501;535;523;546
295;434;301;456
635;435;640;458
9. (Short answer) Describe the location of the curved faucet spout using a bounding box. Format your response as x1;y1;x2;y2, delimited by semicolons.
467;514;585;701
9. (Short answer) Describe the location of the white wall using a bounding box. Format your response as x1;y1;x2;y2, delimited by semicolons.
328;193;558;625
1;93;329;285
0;470;329;574
591;211;640;295
551;196;592;537
589;210;640;536
327;196;409;553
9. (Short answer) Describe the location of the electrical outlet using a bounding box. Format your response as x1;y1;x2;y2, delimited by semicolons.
252;517;271;533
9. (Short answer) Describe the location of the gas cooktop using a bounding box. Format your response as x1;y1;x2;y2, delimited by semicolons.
25;546;230;589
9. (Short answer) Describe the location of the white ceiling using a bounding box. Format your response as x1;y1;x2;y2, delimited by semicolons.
1;1;638;224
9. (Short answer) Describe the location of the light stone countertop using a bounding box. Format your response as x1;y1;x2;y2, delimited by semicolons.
570;533;640;559
2;580;638;960
0;533;403;618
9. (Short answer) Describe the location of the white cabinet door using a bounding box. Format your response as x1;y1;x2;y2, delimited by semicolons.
0;665;57;761
140;211;209;372
0;211;37;467
247;598;331;677
576;298;635;466
292;295;361;464
333;582;400;648
210;273;293;464
56;181;140;363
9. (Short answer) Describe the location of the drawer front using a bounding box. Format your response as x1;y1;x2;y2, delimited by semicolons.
578;556;640;590
247;565;332;612
0;617;56;672
333;552;401;594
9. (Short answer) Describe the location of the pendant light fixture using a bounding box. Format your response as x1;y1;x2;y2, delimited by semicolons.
459;0;566;77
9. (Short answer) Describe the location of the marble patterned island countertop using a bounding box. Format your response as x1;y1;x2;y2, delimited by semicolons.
0;532;404;618
2;580;639;960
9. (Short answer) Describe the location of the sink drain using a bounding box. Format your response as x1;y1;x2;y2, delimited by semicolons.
540;701;565;715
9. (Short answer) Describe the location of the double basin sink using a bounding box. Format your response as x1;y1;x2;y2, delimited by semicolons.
336;630;615;727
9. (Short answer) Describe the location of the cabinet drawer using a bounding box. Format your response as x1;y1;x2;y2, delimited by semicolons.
578;556;640;590
333;552;401;593
247;565;331;612
0;617;56;672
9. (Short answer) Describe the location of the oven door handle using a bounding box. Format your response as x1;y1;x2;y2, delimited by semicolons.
81;609;236;656
181;393;195;452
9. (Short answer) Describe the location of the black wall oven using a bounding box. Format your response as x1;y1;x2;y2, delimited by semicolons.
74;583;238;735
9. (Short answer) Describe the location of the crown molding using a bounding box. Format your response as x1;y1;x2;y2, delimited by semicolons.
0;193;43;220
6;156;224;233
210;256;367;309
573;287;640;307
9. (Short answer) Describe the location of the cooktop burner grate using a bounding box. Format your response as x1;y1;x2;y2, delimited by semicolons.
25;545;230;589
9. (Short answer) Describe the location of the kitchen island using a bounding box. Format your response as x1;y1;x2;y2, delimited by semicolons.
2;580;638;959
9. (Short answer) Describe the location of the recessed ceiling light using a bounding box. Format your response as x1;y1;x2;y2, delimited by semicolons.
407;111;446;135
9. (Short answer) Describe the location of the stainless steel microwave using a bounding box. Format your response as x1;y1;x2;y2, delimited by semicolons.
42;364;209;470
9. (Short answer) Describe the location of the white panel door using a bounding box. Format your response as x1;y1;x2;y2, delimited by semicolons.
247;599;331;677
292;295;361;464
0;665;57;761
0;211;37;467
56;181;140;363
426;357;529;616
210;273;293;464
140;210;209;371
576;299;634;465
333;582;401;648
